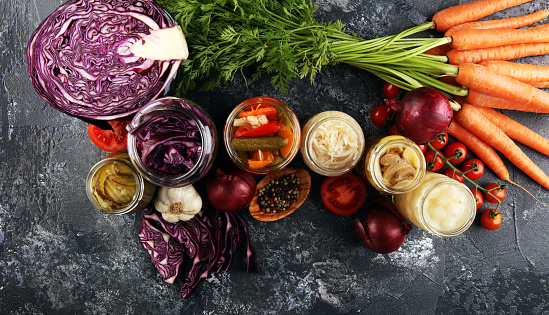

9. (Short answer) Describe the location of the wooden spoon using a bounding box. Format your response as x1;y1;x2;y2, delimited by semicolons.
249;168;311;222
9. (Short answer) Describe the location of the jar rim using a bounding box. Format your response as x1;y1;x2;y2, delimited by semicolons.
86;157;145;215
416;173;476;236
366;136;426;194
301;113;365;176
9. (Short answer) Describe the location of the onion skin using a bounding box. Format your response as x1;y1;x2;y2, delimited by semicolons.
206;166;256;212
353;197;412;254
387;87;453;144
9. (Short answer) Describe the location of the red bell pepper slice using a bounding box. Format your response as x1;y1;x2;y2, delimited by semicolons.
238;106;277;120
236;121;279;137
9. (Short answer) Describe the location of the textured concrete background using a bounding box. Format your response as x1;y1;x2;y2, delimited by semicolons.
1;0;549;314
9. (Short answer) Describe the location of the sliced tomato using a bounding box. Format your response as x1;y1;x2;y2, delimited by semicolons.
320;173;367;216
87;120;130;152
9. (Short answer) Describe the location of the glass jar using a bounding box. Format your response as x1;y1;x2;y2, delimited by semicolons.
356;135;426;194
224;96;301;175
86;151;157;215
394;172;476;237
127;97;218;187
300;111;365;176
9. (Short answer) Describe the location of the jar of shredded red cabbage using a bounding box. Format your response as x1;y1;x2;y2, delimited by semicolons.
127;97;217;187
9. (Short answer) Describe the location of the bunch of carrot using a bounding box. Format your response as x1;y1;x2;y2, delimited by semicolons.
425;0;549;193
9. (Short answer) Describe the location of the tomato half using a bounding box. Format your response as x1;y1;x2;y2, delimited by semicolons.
424;150;444;171
470;188;484;210
371;104;393;127
484;183;506;203
429;132;449;150
480;209;501;230
383;82;402;99
320;173;367;216
87;120;131;152
443;142;467;164
462;158;485;180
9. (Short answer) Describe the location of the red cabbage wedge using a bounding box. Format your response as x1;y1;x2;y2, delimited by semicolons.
26;0;188;121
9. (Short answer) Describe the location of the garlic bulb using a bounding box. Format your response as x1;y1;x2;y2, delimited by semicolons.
154;185;202;222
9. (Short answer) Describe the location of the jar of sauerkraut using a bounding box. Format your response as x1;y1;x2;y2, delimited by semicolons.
394;172;476;237
357;135;426;194
300;111;365;176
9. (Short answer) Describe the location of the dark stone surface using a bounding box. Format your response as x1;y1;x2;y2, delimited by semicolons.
1;0;549;314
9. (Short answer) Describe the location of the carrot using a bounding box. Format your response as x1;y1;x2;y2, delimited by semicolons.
446;43;549;65
455;103;549;191
474;106;549;157
432;0;533;32
456;63;549;113
479;60;549;83
458;89;549;113
529;82;549;89
444;10;549;37
449;27;549;50
447;119;509;181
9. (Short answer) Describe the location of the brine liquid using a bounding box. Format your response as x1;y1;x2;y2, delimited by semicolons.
422;183;469;232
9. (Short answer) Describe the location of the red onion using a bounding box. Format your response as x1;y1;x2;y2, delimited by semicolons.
353;197;412;254
206;166;256;212
387;87;452;144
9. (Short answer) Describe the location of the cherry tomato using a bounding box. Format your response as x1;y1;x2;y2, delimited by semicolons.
371;104;394;127
444;168;464;183
424;150;444;171
429;132;449;150
480;209;501;230
87;120;130;152
383;81;402;99
320;173;367;216
484;183;507;203
470;188;484;210
388;124;400;135
462;158;485;180
417;144;427;154
443;142;467;164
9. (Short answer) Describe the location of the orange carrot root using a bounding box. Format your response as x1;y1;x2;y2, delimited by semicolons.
474;106;549;157
456;63;549;113
479;60;549;83
444;10;549;37
455;103;549;191
459;89;549;113
446;43;549;65
449;27;549;50
432;0;533;32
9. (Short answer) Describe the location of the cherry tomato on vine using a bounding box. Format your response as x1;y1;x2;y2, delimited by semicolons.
383;81;402;99
388;124;400;135
424;150;444;171
470;188;484;210
443;142;467;164
371;104;394;127
417;144;427;154
480;209;502;230
87;120;130;152
320;173;368;216
444;168;464;183
462;158;485;180
429;132;449;150
484;183;507;203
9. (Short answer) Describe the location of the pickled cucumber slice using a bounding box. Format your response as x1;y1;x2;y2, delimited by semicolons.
232;136;288;151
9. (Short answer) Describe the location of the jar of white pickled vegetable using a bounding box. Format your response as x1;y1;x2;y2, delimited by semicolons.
357;135;426;194
394;172;476;237
300;111;365;176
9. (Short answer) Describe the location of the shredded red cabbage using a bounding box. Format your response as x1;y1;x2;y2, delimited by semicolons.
140;205;258;299
130;111;202;175
26;0;180;120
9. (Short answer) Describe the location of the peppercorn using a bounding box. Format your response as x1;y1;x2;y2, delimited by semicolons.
257;173;300;213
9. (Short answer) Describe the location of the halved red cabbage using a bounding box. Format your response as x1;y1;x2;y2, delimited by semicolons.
26;0;181;120
130;110;202;175
140;205;258;299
